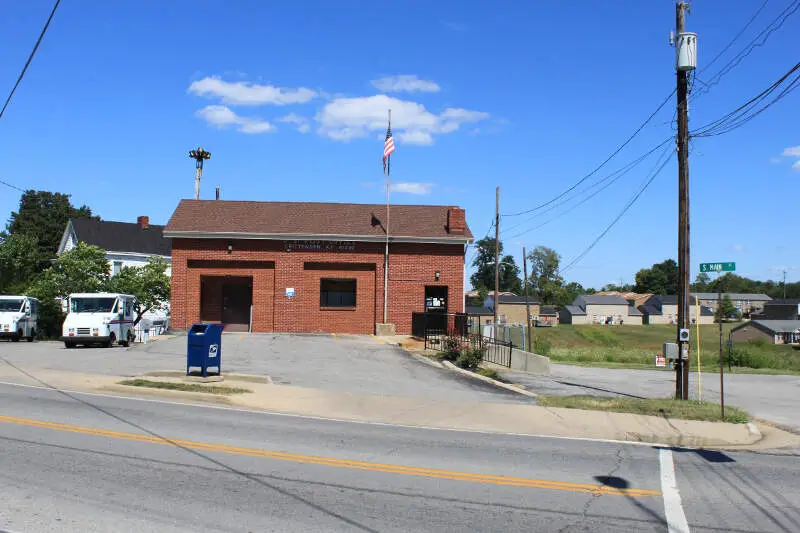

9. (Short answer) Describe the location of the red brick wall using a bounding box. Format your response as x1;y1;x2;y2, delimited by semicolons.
170;239;465;335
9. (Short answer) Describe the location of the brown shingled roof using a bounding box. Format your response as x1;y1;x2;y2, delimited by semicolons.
164;200;473;242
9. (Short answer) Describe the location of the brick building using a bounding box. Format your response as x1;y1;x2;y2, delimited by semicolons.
164;200;472;334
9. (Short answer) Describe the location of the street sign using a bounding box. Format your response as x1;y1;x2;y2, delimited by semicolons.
699;262;736;273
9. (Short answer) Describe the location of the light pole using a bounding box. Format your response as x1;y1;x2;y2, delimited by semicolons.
189;147;211;200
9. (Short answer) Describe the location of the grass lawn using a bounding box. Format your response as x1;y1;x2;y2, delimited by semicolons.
119;379;251;395
529;324;800;373
537;394;749;423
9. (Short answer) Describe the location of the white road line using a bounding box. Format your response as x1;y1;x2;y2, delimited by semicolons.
0;379;668;447
659;448;690;533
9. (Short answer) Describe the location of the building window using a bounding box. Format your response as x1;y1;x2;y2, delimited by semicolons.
112;261;123;276
320;279;356;307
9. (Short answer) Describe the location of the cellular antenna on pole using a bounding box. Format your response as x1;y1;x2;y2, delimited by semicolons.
189;147;211;200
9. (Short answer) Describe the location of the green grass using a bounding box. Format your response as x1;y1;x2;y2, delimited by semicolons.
119;379;251;395
537;395;749;423
476;368;503;381
529;324;800;373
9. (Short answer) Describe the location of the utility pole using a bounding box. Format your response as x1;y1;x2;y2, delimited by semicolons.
189;147;211;200
783;270;787;299
493;186;500;335
675;1;693;400
718;281;725;419
523;247;533;351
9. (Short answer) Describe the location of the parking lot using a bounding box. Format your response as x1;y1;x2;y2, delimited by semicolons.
0;334;533;404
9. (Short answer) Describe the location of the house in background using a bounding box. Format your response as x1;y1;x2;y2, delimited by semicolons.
596;291;653;309
57;216;172;276
484;294;540;324
535;306;559;327
755;299;800;320
464;305;494;325
691;292;772;317
560;294;642;325
731;319;800;345
639;295;714;325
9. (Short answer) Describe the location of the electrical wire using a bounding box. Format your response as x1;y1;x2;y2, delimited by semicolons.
502;89;676;218
0;178;26;192
0;0;62;122
500;137;673;239
560;151;675;275
698;0;771;75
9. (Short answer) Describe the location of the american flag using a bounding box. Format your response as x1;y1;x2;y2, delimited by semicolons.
383;123;395;175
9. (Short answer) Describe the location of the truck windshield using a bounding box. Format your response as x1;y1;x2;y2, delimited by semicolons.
70;297;117;313
0;299;24;312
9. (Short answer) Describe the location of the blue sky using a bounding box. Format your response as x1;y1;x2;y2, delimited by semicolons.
0;0;797;289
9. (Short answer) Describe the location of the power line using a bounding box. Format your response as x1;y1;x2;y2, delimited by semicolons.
501;137;673;239
0;178;25;193
692;60;800;137
699;0;771;75
502;89;676;217
0;0;62;122
560;151;674;275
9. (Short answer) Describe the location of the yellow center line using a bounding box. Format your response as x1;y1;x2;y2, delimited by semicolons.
0;414;659;497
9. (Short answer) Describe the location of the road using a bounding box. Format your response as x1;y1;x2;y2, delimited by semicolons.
504;364;800;431
1;382;798;532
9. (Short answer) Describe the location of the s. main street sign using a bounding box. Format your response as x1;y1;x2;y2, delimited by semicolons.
699;262;736;273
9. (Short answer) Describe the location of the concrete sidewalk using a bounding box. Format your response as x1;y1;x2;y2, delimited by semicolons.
1;363;797;450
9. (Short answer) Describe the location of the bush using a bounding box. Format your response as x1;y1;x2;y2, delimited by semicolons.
455;346;485;370
441;335;462;362
532;336;552;355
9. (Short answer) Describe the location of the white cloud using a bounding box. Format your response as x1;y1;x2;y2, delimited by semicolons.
371;75;440;93
793;160;800;172
277;112;311;133
390;182;434;195
315;94;489;144
188;76;317;106
195;105;274;134
782;145;800;157
769;157;782;164
733;244;745;252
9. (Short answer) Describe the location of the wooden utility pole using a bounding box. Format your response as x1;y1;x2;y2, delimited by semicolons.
523;246;533;352
493;187;500;334
675;1;691;400
718;284;725;419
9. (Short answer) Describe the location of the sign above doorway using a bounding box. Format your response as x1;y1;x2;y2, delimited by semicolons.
285;240;356;253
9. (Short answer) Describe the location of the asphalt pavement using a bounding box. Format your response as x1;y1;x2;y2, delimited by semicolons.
504;364;800;432
1;381;799;532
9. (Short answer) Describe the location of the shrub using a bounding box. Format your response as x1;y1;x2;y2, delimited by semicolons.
456;346;485;370
532;336;552;355
441;335;462;362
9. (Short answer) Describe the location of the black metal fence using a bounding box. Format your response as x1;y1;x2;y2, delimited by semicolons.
421;317;513;368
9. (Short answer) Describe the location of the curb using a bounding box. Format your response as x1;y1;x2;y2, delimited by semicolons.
409;353;445;369
442;361;537;398
746;422;763;440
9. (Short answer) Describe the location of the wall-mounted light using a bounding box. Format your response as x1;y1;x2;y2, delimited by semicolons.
227;243;233;254
435;270;440;281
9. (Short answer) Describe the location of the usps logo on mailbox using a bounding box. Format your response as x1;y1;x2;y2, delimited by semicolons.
208;344;218;358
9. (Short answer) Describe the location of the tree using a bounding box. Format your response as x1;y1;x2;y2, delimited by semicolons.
29;242;109;299
106;257;171;326
600;282;634;292
527;246;564;305
0;233;40;293
692;272;711;291
554;281;586;308
633;259;679;294
3;190;99;269
470;237;522;293
716;293;741;321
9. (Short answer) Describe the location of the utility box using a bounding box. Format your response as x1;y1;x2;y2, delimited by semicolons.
663;342;680;360
186;323;223;377
675;32;697;71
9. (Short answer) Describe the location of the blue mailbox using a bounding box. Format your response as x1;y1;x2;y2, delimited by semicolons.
186;323;223;377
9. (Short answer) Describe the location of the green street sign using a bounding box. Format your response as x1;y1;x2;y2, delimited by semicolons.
699;262;736;273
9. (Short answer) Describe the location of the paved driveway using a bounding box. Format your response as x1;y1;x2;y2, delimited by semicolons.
0;334;532;404
504;363;800;431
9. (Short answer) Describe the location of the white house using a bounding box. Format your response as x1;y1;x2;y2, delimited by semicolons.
57;216;172;276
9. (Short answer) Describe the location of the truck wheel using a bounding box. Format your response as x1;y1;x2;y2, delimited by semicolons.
106;333;116;348
12;330;22;342
64;341;75;349
27;330;36;342
120;331;132;347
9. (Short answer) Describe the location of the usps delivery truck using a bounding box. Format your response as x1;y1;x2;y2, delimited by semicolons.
0;295;39;342
61;293;136;348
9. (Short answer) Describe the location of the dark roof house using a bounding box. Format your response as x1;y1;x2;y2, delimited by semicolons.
58;217;172;258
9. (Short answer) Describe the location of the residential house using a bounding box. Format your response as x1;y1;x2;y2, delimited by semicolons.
484;294;541;325
596;291;653;309
755;299;800;320
58;216;172;276
535;306;559;327
560;294;642;325
465;305;494;325
691;293;772;317
639;295;715;325
731;320;800;345
464;290;515;307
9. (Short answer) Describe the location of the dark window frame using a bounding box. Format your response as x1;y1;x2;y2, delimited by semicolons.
320;278;357;308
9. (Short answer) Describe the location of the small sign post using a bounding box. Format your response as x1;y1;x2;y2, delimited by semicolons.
700;261;736;420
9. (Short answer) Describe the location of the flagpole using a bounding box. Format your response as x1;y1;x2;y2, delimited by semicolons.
383;109;391;324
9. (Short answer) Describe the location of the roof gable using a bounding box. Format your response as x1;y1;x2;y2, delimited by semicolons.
164;200;473;243
577;294;629;306
70;219;171;256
